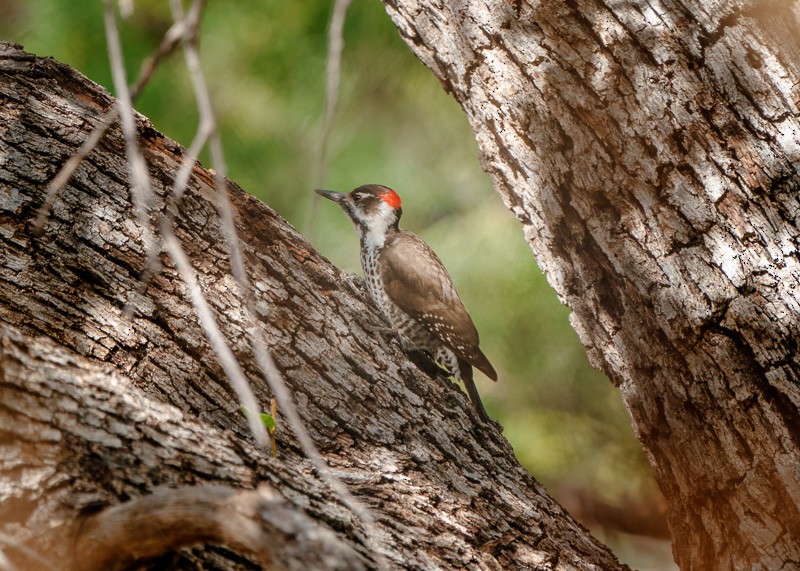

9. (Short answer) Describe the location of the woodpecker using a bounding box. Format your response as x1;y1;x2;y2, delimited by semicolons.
316;184;497;422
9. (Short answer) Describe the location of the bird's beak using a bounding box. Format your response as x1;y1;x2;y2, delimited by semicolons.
315;189;346;203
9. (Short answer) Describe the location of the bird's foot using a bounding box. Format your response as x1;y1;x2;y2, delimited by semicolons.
366;323;400;346
476;412;504;433
406;349;450;379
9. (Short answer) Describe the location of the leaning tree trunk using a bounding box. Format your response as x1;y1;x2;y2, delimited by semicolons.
382;1;800;568
0;42;626;570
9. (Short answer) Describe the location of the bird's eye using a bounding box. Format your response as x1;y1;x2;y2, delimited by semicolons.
352;192;368;201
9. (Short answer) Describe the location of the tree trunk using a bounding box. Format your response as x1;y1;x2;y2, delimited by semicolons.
381;1;800;568
0;41;624;570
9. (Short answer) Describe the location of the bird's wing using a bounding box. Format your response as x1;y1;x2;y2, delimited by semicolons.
379;232;497;380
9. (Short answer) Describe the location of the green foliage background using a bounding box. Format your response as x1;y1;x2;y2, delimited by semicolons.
2;1;673;567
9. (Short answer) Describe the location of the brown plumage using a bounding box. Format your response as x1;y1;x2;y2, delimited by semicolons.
315;184;497;423
379;232;497;381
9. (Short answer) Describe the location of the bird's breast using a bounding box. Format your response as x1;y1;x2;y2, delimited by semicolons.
361;248;392;318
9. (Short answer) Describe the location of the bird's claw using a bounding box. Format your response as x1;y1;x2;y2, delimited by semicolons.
361;319;400;346
406;349;450;379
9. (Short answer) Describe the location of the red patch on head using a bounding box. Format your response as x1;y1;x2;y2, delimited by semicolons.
381;189;402;209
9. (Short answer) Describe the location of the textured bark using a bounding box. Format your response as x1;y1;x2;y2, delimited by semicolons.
0;42;624;570
73;483;362;570
381;1;800;569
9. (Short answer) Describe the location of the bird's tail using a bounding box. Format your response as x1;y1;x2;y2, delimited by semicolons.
458;359;491;423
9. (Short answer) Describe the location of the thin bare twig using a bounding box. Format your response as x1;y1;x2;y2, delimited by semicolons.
33;2;203;236
166;0;210;205
167;0;384;561
93;0;384;562
0;532;56;571
33;110;118;236
160;219;270;448
103;0;159;275
103;0;270;448
129;3;204;101
168;0;245;289
304;0;352;239
118;0;134;19
0;551;12;571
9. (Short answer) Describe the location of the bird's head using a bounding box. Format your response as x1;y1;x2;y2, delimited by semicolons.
316;184;403;248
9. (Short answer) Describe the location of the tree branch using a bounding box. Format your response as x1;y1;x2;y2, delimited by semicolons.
73;485;363;571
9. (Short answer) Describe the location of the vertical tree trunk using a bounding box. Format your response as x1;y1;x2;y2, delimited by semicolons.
382;0;800;568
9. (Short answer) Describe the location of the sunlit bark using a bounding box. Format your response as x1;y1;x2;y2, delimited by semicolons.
382;1;800;567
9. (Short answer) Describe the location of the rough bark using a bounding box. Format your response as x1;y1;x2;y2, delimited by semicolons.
381;1;800;569
0;42;624;570
73;479;364;569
